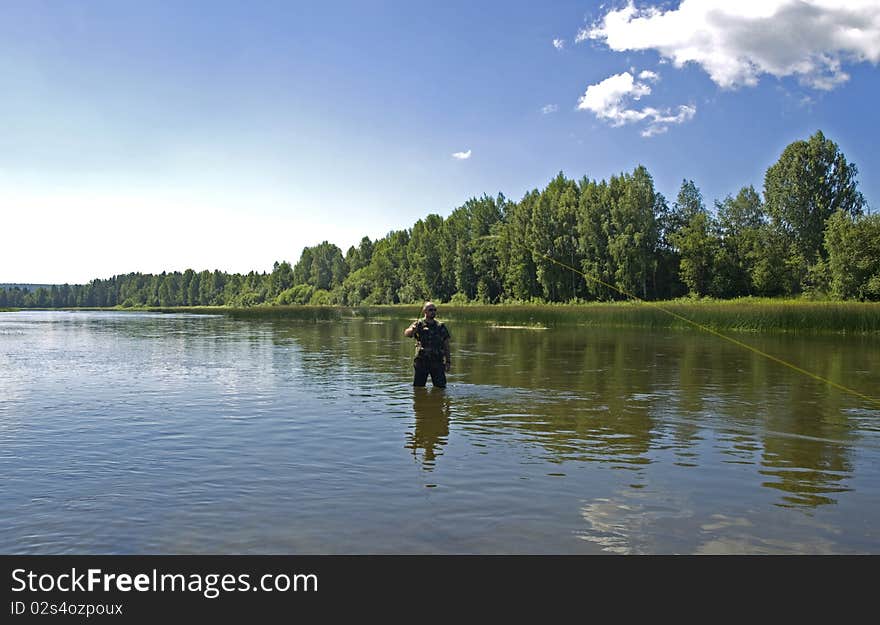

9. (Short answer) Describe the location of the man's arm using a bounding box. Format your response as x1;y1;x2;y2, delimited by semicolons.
443;337;451;372
404;321;418;338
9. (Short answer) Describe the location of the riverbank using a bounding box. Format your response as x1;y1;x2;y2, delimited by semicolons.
120;298;880;334
9;299;879;333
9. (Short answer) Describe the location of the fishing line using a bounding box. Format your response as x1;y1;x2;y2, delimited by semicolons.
529;248;880;409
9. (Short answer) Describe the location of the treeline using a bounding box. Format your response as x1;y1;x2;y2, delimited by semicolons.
3;130;878;309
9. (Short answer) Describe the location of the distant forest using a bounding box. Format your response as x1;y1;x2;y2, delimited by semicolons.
3;130;879;309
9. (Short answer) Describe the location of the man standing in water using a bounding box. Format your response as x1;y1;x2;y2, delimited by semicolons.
404;301;451;388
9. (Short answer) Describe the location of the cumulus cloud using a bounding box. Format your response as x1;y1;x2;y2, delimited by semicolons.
553;38;565;50
452;150;472;160
587;0;880;90
542;104;559;114
577;71;695;136
578;72;651;121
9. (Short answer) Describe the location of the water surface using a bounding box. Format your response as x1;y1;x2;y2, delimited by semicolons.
1;310;878;553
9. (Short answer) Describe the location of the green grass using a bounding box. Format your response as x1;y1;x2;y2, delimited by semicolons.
133;298;880;334
437;300;880;333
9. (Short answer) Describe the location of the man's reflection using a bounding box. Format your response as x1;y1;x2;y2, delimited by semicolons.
406;386;450;470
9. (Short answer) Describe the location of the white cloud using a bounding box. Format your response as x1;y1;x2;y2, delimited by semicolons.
640;125;668;138
452;150;472;160
640;105;696;136
578;72;651;121
638;69;660;82
587;0;880;90
542;104;559;114
553;38;565;50
577;71;695;136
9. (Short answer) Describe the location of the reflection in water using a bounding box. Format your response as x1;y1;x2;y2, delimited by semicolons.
760;435;853;508
273;317;877;510
406;387;450;471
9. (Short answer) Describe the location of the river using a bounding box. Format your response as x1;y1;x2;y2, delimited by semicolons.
1;310;878;553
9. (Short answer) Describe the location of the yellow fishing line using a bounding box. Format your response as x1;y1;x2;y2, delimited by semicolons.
531;249;880;409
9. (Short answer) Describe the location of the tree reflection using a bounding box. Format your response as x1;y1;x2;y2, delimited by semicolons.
267;316;872;509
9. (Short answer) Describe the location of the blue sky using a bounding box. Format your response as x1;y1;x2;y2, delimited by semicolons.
3;0;879;284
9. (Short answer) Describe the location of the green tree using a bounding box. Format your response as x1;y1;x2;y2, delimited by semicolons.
180;269;195;305
577;178;615;300
764;130;865;277
269;261;294;298
403;215;444;302
441;194;504;302
672;210;717;297
340;265;377;305
825;210;880;300
668;180;715;297
713;186;765;297
749;225;799;296
309;242;347;290
608;167;660;300
292;247;313;286
529;173;582;302
362;230;409;303
158;273;173;306
498;190;539;301
650;191;680;300
345;236;374;274
277;283;315;305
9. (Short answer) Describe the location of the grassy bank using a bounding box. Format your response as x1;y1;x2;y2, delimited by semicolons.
132;298;880;334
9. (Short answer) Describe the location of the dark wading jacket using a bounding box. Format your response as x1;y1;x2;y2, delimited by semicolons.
412;319;451;363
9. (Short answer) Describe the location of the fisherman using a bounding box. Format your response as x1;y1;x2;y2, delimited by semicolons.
404;301;451;388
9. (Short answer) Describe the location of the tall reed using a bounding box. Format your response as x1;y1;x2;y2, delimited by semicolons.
140;299;880;333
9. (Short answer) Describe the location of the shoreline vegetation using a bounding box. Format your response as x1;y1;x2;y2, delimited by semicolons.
9;299;879;334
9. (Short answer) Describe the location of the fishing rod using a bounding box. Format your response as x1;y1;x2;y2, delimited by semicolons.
418;232;877;407
525;245;880;409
